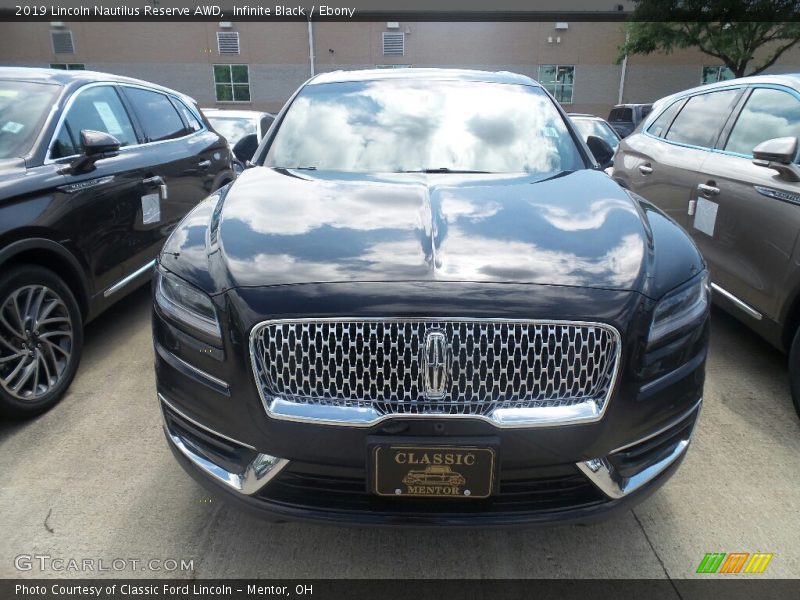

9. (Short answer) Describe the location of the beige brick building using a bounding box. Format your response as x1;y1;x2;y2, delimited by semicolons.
1;20;799;116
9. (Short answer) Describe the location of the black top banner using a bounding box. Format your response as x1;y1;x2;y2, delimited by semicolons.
1;0;799;21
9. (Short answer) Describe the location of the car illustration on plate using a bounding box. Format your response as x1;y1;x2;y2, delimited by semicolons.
402;466;467;487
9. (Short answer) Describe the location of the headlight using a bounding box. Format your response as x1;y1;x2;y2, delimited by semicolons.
648;272;709;345
155;268;221;343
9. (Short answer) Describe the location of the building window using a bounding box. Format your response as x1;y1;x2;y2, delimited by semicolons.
382;32;405;56
213;65;250;102
701;66;735;84
50;63;85;70
538;65;575;103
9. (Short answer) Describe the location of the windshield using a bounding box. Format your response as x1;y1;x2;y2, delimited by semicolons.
206;114;258;146
573;118;620;151
0;80;61;159
264;79;584;174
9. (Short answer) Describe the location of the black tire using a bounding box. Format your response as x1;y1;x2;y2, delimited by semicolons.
0;265;83;419
790;327;800;419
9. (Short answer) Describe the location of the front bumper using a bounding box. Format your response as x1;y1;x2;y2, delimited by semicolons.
154;281;708;526
160;391;701;526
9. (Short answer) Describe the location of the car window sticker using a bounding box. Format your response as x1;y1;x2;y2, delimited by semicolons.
1;121;24;134
93;101;124;136
542;126;559;138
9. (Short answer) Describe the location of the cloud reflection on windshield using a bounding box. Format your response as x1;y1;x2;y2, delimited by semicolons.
266;80;582;173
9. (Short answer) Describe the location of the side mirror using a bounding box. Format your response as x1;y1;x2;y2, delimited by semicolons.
752;136;800;182
586;135;615;169
232;133;259;164
69;130;120;173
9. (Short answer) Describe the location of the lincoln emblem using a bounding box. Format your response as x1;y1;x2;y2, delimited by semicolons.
421;330;450;399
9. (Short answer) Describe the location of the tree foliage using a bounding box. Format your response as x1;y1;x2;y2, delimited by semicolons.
618;1;800;77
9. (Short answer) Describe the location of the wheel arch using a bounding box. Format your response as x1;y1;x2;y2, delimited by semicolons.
0;238;91;320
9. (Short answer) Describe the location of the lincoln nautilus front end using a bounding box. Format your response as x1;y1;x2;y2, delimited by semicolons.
152;69;709;526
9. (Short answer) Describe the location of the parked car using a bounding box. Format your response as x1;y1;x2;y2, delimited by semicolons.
0;67;234;418
569;113;622;167
154;69;709;525
608;103;653;137
202;109;274;174
613;74;800;416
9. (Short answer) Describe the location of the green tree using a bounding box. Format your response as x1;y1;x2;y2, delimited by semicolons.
618;1;800;78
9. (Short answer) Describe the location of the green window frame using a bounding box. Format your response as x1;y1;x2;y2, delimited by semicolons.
538;65;575;104
213;64;251;103
701;66;734;85
50;63;85;70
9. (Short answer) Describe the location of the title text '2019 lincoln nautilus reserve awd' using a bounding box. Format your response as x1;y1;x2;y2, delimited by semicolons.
153;69;709;526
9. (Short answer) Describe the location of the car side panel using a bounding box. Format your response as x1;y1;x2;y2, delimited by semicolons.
614;133;703;230
692;152;800;322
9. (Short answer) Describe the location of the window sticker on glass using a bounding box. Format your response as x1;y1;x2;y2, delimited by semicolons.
93;101;124;136
542;126;559;138
2;121;24;134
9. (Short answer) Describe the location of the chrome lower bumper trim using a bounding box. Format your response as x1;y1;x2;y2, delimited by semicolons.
264;396;605;429
156;343;230;395
576;399;702;499
158;393;253;449
159;394;288;495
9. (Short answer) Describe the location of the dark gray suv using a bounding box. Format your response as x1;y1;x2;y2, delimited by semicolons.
613;74;800;416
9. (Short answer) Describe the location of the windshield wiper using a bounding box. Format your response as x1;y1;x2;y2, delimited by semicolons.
533;170;575;183
397;168;491;174
276;166;317;171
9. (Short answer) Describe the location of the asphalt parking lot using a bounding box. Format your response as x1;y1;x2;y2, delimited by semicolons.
1;284;798;580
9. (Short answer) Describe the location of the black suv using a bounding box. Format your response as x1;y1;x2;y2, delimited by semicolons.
154;69;708;526
0;68;233;417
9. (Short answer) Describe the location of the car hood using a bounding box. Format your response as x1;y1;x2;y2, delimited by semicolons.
161;167;702;297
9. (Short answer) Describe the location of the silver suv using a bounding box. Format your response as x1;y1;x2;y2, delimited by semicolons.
613;74;800;416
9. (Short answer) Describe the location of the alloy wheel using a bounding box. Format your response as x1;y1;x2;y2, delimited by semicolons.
0;285;74;401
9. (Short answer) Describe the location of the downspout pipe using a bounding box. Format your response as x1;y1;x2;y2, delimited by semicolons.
308;18;316;77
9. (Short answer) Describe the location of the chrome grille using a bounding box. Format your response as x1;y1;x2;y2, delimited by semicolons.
250;319;620;417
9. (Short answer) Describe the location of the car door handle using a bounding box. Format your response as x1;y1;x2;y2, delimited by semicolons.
197;160;212;169
638;165;653;175
142;175;164;186
697;183;720;196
